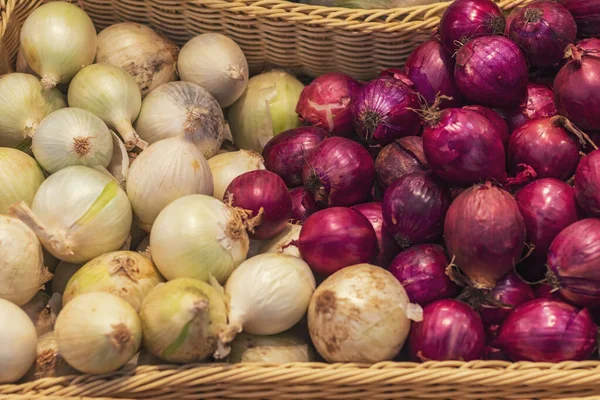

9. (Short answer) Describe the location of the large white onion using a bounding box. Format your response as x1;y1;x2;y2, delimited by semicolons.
229;331;315;363
96;22;179;97
258;223;302;257
150;195;249;283
0;299;37;383
308;263;423;363
207;150;265;200
0;147;45;213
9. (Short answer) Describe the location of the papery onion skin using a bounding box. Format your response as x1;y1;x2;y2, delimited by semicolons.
375;136;428;194
0;299;37;383
382;171;451;247
229;331;315;363
263;126;327;187
379;68;415;87
296;72;361;137
577;38;600;54
298;207;378;276
454;36;528;108
0;148;45;213
559;0;600;38
352;202;400;268
208;150;265;201
389;244;457;307
302;137;375;207
290;187;320;224
575;150;600;217
503;83;557;133
462;105;509;146
26;331;78;380
497;299;597;362
409;299;485;361
444;183;526;289
258;223;302;258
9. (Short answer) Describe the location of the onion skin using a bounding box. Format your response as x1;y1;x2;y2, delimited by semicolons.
455;36;528;108
382;171;451;247
375;136;428;194
290;187;320;224
379;68;415;87
302;137;375;207
577;38;600;54
444;183;526;289
409;299;486;362
575;150;600;217
351;202;400;268
296;72;361;137
262;126;327;187
389;244;457;307
503;83;557;133
463;105;509;146
559;0;600;38
497;299;597;362
297;207;378;276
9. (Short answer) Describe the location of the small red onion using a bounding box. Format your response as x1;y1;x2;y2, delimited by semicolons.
463;105;509;146
503;83;557;132
351;76;421;146
444;182;526;290
508;1;577;68
262;126;327;187
290;187;320;224
575;150;600;217
497;299;597;362
352;202;400;268
409;299;486;362
296;72;361;137
383;171;451;247
379;69;415;87
455;36;528;108
389;244;457;307
559;0;600;38
225;170;293;240
439;0;505;53
302;137;375;207
404;39;463;108
297;207;378;276
375;136;428;194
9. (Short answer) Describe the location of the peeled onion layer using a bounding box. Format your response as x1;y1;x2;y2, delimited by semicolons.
0;299;37;383
0;148;45;213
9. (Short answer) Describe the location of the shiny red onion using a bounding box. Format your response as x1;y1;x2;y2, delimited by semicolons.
351;76;421;146
352;202;400;268
389;244;457;306
444;183;526;289
290;187;320;224
296;72;361;137
508;1;576;68
379;68;415;87
302;137;375;207
463;105;509;146
409;299;486;362
263;126;327;187
559;0;600;38
225;170;293;240
503;83;557;132
421;107;507;186
455;36;528;108
575;150;600;217
507;116;580;181
404;39;463;108
297;207;378;276
375;136;428;194
383;171;451;247
439;0;505;53
497;299;597;362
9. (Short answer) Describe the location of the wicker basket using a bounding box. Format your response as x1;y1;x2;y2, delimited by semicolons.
3;0;600;399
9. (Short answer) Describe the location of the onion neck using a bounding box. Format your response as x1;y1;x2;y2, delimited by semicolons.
218;320;242;345
36;349;59;377
41;75;59;91
114;119;147;151
552;115;598;150
227;65;245;81
565;44;583;66
489;16;506;35
523;8;542;23
304;171;328;206
23;120;38;138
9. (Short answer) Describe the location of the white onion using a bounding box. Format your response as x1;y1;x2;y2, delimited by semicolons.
96;22;179;97
0;147;45;213
20;2;96;90
220;253;315;344
150;195;249;283
308;263;422;363
0;298;37;383
0;73;65;148
140;278;228;363
55;292;142;374
229;331;315;363
32;108;114;174
258;223;302;257
68;64;144;150
178;33;249;108
51;261;82;295
10;166;133;264
207;150;265;200
27;332;77;379
135;81;227;158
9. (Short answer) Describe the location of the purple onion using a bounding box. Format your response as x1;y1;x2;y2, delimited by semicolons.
379;68;415;87
575;150;600;217
352;202;400;268
262;126;327;187
455;36;528;108
374;136;428;194
389;244;457;306
503;83;557;132
290;187;320;224
559;0;600;38
497;299;597;362
534;283;564;300
409;299;486;361
463;105;509;146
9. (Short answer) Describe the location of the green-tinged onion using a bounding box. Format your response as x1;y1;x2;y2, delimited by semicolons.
207;150;265;201
229;331;316;363
0;147;45;213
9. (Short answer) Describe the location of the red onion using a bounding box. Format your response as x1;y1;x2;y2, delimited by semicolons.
507;116;581;181
290;187;320;224
351;76;421;146
262;126;327;187
404;39;462;108
508;1;576;68
352;202;400;268
296;72;361;137
225;170;293;240
463;105;509;146
444;183;526;289
297;207;378;276
379;69;414;87
389;244;457;306
409;299;486;362
534;283;563;300
504;10;517;36
497;299;597;362
455;36;528;108
439;0;505;53
577;38;600;55
421;107;507;186
503;83;557;132
559;0;600;38
382;171;451;247
575;150;600;217
375;136;428;194
302;137;375;207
